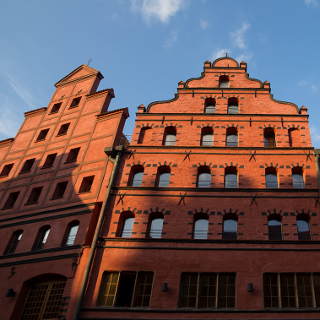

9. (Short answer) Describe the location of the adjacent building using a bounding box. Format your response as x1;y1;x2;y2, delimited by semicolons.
0;65;128;320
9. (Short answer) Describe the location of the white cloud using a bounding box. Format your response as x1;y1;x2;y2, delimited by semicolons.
163;30;178;48
236;52;253;62
304;0;319;7
298;80;319;93
200;19;209;30
230;22;250;49
130;0;185;23
211;48;231;60
5;72;36;106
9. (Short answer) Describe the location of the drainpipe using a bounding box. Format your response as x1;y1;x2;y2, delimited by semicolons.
73;145;124;320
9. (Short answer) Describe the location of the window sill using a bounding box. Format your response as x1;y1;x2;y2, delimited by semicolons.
35;139;46;143
56;133;67;137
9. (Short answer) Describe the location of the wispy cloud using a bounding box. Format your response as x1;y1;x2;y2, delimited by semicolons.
163;30;178;48
130;0;185;23
200;19;209;30
230;22;250;49
0;95;20;138
5;72;36;106
236;52;253;62
298;79;319;93
304;0;319;7
310;125;320;145
211;48;231;60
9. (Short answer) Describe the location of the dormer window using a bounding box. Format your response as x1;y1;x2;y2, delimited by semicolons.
219;75;229;88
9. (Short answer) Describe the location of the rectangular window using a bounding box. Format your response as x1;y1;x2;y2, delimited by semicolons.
0;163;14;177
69;97;81;109
264;273;320;309
51;181;68;200
2;191;20;210
79;176;94;193
178;273;236;309
25;186;43;205
98;271;153;308
65;147;80;163
57;123;70;136
20;158;35;174
42;153;57;169
36;128;49;141
50;102;62;114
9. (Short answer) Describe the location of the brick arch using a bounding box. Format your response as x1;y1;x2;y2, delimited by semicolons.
262;209;287;217
148;207;170;215
226;124;239;129
197;124;215;128
223;162;239;168
290;163;305;168
287;124;301;129
263;162;279;168
263;124;277;129
157;161;175;167
137;123;155;129
195;162;214;168
221;208;243;217
292;209;314;217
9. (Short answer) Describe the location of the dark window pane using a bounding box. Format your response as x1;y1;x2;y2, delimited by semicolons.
57;123;70;136
297;220;311;240
20;158;35;174
280;274;296;308
65;147;80;163
50;102;62;114
2;191;20;210
198;273;217;308
178;273;198;308
4;230;23;255
32;226;51;251
132;272;153;307
26;186;43;205
42;153;57;169
36;129;49;141
79;176;94;193
268;220;282;240
297;274;313;308
222;219;237;240
51;181;68;200
0;163;14;177
115;272;136;307
217;273;236;308
263;273;279;308
98;272;120;306
70;97;81;108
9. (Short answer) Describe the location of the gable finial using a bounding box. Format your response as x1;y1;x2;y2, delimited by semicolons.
87;58;92;66
225;51;228;58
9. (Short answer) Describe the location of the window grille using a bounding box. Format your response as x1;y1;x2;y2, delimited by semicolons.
149;217;164;238
178;273;235;308
264;273;320;309
193;219;209;239
98;271;153;308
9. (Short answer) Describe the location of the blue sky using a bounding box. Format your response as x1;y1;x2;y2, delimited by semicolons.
1;0;320;145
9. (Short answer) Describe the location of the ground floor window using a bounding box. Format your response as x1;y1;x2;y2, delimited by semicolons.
98;271;154;308
21;276;66;320
264;273;320;308
178;272;236;309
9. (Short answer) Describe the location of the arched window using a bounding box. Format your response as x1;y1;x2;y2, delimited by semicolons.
128;165;144;187
222;216;237;240
219;75;229;88
193;214;209;239
137;127;151;144
163;126;176;146
226;127;238;146
19;275;67;320
200;127;213;146
4;230;23;255
32;225;51;251
297;215;311;240
225;166;238;188
292;167;304;189
288;128;299;147
204;98;216;113
155;166;171;187
227;98;238;114
268;216;282;240
118;212;135;238
265;167;278;188
264;128;276;148
62;221;79;246
197;166;211;188
148;213;164;239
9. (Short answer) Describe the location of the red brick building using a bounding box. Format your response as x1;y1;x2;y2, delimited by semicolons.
80;57;320;320
0;65;128;320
